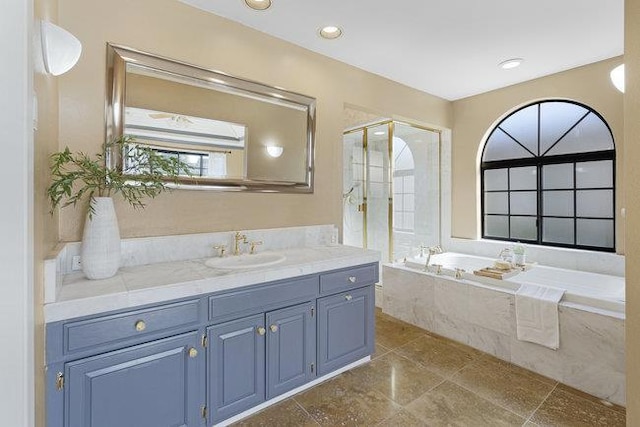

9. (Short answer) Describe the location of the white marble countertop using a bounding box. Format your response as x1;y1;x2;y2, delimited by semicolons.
44;245;380;323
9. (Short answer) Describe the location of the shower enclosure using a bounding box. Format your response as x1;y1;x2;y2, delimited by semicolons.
343;121;441;262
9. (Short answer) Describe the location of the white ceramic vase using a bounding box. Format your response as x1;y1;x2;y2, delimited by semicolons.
81;197;121;280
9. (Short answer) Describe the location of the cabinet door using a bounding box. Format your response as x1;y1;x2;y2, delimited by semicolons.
65;332;201;427
317;285;374;375
266;302;316;399
208;314;265;424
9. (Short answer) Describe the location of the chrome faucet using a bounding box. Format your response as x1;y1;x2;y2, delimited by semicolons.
233;231;247;256
424;245;443;271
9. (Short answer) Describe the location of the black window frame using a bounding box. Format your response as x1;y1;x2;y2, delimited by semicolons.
481;100;616;252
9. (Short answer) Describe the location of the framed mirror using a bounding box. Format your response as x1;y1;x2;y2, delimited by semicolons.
106;44;316;192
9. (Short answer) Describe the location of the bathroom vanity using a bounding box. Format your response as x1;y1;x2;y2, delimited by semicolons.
44;227;378;427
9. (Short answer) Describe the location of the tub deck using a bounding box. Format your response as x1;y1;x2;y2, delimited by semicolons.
404;252;624;314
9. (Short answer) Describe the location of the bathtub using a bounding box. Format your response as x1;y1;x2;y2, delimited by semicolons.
404;252;625;314
383;252;626;405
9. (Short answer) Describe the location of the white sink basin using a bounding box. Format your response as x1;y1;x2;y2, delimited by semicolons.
204;252;287;270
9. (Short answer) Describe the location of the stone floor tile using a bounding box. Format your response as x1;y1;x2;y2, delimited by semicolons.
375;409;428;426
342;352;444;405
394;334;480;378
294;374;401;426
530;388;625;426
555;382;626;414
405;381;525;427
451;356;556;417
375;313;426;349
231;398;318;426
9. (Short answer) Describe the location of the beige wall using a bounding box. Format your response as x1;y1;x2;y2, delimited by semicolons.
34;1;60;425
625;0;640;422
55;0;451;242
452;58;624;252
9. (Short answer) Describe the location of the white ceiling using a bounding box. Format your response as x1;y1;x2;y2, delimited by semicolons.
180;0;623;100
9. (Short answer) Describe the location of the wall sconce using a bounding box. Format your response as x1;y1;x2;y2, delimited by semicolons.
266;146;284;158
40;21;82;76
610;64;625;93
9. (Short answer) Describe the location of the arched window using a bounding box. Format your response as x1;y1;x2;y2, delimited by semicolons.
481;100;615;251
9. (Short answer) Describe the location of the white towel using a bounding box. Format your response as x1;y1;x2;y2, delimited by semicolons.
515;283;565;350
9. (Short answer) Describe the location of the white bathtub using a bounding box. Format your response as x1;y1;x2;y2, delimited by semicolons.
404;252;625;314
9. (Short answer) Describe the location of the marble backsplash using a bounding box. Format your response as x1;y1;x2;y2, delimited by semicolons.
44;224;337;303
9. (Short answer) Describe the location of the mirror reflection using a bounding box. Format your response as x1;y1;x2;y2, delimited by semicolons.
106;44;316;191
124;106;246;179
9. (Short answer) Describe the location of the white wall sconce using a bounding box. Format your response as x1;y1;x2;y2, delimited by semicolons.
610;64;625;93
40;21;82;76
266;145;284;158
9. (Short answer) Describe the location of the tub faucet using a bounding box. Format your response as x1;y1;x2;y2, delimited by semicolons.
424;245;443;271
418;244;428;257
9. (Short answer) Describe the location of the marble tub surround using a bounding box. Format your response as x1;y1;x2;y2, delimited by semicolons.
234;310;625;426
382;264;626;406
44;224;337;304
45;244;379;323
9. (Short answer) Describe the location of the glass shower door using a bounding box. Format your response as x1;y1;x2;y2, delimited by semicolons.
366;124;391;261
392;123;440;261
342;121;441;263
342;129;365;248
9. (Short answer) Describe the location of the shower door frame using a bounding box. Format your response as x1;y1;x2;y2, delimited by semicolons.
343;119;443;262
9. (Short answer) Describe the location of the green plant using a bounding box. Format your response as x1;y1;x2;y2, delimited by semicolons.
48;135;193;215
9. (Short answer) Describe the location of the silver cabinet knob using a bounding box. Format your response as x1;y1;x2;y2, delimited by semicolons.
270;324;278;333
257;326;266;336
348;276;357;283
345;294;353;301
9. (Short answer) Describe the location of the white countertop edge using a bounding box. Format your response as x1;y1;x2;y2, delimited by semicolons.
44;248;379;323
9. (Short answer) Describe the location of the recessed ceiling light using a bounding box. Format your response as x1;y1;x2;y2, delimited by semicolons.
319;26;343;40
499;58;524;70
244;0;271;11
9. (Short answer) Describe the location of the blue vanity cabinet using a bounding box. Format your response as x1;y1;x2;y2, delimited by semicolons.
266;302;316;399
47;262;378;427
207;314;266;424
64;332;202;427
317;285;375;375
207;302;317;424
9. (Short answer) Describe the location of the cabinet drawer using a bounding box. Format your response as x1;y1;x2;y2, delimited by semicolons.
209;276;318;323
319;264;378;295
63;300;201;354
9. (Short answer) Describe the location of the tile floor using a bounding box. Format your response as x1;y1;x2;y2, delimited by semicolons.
233;309;625;426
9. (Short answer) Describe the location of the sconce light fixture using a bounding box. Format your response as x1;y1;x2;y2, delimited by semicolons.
40;21;82;76
610;64;625;93
266;146;284;158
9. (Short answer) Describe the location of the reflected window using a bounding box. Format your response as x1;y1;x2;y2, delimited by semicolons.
393;138;415;232
481;100;615;251
125;147;230;178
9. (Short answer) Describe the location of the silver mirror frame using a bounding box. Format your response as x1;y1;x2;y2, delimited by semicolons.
105;43;316;192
